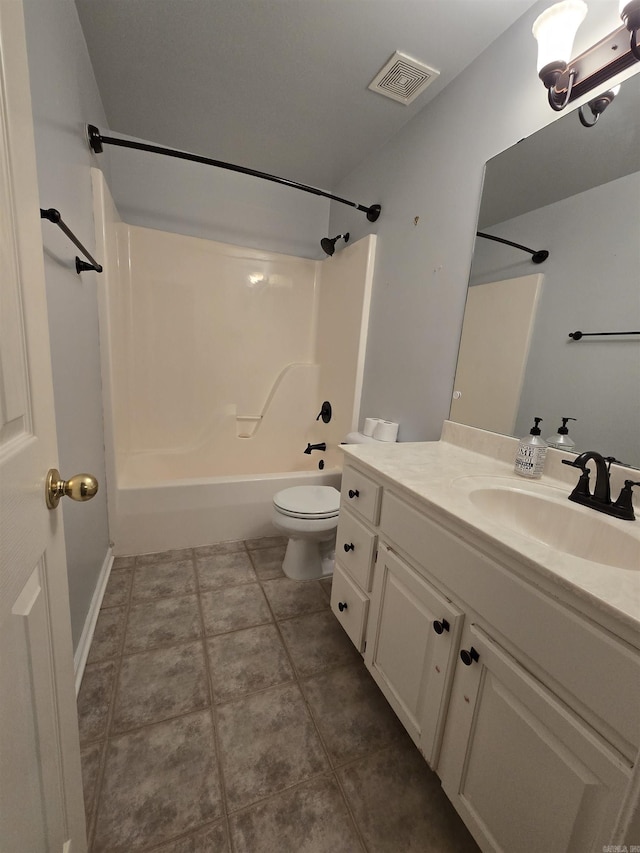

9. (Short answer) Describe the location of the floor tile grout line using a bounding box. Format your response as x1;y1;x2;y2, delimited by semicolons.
254;570;341;781
89;702;213;741
84;604;127;667
215;551;347;834
193;548;235;848
251;561;379;852
331;768;371;853
85;553;137;853
135;818;228;853
223;765;346;819
117;633;210;662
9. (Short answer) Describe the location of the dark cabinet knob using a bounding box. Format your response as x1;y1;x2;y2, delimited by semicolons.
344;542;355;552
348;489;359;499
460;647;480;666
338;601;348;612
433;619;450;635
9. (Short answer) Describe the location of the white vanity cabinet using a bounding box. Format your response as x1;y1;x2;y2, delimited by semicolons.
334;458;640;853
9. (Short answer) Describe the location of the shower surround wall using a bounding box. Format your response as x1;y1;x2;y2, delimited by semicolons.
93;170;375;554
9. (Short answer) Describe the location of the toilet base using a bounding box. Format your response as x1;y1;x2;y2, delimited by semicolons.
282;536;335;581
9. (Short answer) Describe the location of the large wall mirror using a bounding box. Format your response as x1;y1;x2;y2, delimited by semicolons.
451;72;640;469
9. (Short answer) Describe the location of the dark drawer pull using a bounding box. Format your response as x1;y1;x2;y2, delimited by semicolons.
433;619;450;635
338;601;348;612
460;647;480;666
348;489;360;499
344;542;355;552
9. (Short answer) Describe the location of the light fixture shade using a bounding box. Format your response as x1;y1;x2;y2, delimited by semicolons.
532;0;588;72
620;0;640;28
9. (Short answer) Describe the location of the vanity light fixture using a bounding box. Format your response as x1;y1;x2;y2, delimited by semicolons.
578;83;621;125
532;0;640;112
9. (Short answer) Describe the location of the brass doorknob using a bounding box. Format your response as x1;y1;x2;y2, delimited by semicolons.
46;468;99;509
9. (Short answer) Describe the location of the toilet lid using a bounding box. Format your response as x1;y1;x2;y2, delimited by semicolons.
273;485;340;518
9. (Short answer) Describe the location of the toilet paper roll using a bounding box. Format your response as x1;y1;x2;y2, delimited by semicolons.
373;420;399;442
363;417;383;437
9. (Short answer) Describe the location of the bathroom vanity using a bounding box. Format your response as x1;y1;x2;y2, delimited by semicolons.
331;422;640;853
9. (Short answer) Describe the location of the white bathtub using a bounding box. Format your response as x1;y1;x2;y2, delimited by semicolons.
112;465;342;557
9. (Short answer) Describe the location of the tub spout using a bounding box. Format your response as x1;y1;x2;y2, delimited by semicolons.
304;442;327;454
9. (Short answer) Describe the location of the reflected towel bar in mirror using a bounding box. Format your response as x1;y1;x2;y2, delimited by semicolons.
568;330;640;340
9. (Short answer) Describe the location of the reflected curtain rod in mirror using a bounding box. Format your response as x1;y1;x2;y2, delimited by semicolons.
86;125;382;223
476;231;549;263
568;329;640;339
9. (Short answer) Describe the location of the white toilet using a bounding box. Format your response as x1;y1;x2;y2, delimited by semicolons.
271;485;341;581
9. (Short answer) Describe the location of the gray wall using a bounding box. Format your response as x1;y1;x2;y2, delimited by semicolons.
328;0;636;442
23;0;110;650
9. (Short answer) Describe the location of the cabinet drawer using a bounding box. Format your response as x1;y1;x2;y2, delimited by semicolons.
341;466;381;525
331;563;369;652
335;510;377;592
380;489;434;570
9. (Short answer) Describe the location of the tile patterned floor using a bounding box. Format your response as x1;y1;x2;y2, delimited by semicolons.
78;536;479;852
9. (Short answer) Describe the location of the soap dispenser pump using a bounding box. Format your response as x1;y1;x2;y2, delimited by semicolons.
514;417;548;479
547;417;576;451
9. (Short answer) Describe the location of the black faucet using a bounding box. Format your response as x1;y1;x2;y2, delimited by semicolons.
304;442;326;455
562;451;638;520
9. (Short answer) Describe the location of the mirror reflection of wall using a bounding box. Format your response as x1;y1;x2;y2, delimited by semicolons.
453;72;640;469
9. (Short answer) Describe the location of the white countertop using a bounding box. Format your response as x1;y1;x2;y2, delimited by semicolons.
341;425;640;642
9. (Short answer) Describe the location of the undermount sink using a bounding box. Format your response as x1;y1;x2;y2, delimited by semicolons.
452;476;640;571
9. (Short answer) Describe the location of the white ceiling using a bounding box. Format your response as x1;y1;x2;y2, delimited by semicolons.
75;0;538;190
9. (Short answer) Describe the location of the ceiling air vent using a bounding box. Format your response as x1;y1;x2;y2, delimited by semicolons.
368;51;439;105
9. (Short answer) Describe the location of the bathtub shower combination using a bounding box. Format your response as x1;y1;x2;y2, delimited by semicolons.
93;170;376;556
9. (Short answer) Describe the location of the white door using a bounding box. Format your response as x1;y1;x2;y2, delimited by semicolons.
0;2;87;851
450;274;542;434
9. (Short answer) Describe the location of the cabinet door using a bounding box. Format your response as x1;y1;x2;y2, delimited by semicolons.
438;624;630;853
365;544;463;767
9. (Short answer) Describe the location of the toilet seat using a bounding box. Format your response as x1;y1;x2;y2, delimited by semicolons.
273;485;340;520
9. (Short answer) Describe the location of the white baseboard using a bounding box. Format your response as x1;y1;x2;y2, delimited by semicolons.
74;547;114;696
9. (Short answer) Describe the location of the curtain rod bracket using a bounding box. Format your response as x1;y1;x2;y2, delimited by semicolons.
87;123;103;154
86;124;381;222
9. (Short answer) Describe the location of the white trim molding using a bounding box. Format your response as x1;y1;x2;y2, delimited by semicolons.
73;547;113;695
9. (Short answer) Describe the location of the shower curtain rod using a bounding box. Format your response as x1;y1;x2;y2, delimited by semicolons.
476;231;549;264
86;125;382;222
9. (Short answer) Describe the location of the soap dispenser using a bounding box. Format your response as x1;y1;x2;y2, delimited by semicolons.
547;417;576;451
514;417;548;479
